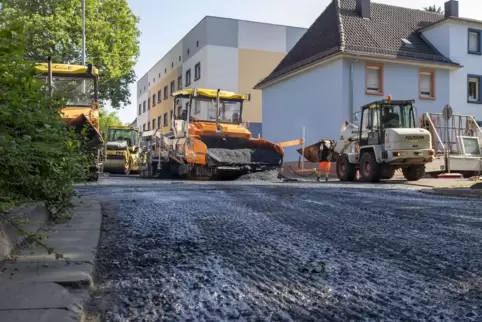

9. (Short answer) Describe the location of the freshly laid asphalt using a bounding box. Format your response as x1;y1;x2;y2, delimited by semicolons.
80;177;482;322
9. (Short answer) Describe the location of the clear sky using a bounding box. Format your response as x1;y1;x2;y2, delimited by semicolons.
113;0;481;123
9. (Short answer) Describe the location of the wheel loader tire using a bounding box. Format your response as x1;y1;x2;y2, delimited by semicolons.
336;153;356;181
359;151;381;182
379;165;396;180
402;165;425;181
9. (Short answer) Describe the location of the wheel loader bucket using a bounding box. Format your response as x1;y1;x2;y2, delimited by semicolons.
296;139;339;163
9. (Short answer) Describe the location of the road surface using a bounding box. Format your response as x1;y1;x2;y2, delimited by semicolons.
81;177;482;321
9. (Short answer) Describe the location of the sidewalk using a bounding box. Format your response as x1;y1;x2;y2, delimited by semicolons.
0;197;102;322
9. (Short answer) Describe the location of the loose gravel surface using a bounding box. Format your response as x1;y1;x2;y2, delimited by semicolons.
81;178;482;322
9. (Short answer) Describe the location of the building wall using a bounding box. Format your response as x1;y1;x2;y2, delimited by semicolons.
345;59;450;117
423;21;482;119
136;16;307;138
262;59;344;161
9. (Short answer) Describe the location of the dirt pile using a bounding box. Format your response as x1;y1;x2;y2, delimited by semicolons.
236;169;282;182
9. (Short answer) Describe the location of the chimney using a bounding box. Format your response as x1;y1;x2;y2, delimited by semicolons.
444;0;459;18
356;0;371;19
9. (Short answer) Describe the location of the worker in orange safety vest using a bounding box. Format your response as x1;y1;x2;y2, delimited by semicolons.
316;140;335;182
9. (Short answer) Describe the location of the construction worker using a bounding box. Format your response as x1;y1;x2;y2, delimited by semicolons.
316;140;333;182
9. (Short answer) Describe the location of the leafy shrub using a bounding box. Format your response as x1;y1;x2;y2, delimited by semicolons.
0;27;89;216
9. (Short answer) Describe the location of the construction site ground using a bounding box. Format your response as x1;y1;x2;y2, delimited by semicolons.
77;175;482;321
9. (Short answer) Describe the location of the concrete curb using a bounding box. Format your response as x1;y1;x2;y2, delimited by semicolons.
421;188;482;198
0;202;49;261
0;197;103;322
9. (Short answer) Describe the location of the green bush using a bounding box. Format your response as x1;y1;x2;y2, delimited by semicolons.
0;27;89;216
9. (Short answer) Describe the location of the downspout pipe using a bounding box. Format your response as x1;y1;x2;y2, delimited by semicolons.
349;59;359;123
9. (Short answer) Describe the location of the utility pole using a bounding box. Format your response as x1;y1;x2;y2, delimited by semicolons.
81;0;86;65
81;0;86;94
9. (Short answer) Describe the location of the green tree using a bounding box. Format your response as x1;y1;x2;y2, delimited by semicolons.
0;0;140;109
424;5;443;13
99;108;124;135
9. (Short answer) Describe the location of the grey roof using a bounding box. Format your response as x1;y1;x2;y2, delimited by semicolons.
254;0;459;89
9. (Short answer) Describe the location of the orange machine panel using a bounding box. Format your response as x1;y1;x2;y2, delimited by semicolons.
185;136;208;165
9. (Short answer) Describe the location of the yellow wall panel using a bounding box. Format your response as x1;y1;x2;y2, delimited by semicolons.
238;49;286;123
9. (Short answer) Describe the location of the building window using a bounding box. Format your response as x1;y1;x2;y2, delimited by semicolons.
179;56;181;62
143;101;146;113
365;63;384;95
170;80;175;95
194;62;201;81
419;69;435;99
468;75;482;103
163;112;168;127
164;68;167;73
185;69;191;86
187;48;190;55
178;76;182;90
147;122;151;131
157;90;162;103
143;123;146;131
163;86;168;99
468;29;481;54
157;116;161;129
170;110;173;124
148;97;151;109
196;40;199;47
152;94;156;106
152;118;156;130
138;104;141;115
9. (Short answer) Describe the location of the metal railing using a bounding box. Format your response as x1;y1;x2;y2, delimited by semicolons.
420;112;482;154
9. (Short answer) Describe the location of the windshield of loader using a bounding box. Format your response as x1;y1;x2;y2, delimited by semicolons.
107;129;138;146
380;103;417;129
189;97;242;124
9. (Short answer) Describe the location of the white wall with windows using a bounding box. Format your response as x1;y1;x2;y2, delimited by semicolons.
423;21;482;119
346;59;450;117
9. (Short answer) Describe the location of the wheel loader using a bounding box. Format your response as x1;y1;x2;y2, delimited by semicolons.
332;96;435;182
103;125;140;175
34;59;104;181
144;88;284;180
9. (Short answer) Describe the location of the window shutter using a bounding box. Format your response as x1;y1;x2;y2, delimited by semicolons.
420;73;432;96
367;68;380;91
469;32;479;52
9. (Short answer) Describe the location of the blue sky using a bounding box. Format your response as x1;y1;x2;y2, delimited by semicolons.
114;0;480;123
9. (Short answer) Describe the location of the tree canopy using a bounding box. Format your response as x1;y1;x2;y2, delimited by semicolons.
0;0;140;109
99;108;125;135
424;5;444;13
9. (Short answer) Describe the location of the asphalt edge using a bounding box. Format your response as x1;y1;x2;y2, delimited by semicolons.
421;188;482;198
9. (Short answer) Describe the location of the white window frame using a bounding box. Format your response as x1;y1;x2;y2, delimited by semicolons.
468;77;480;102
366;64;383;95
468;29;481;54
419;70;435;99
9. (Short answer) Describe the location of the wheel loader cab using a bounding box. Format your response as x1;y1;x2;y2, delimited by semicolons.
358;98;418;146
